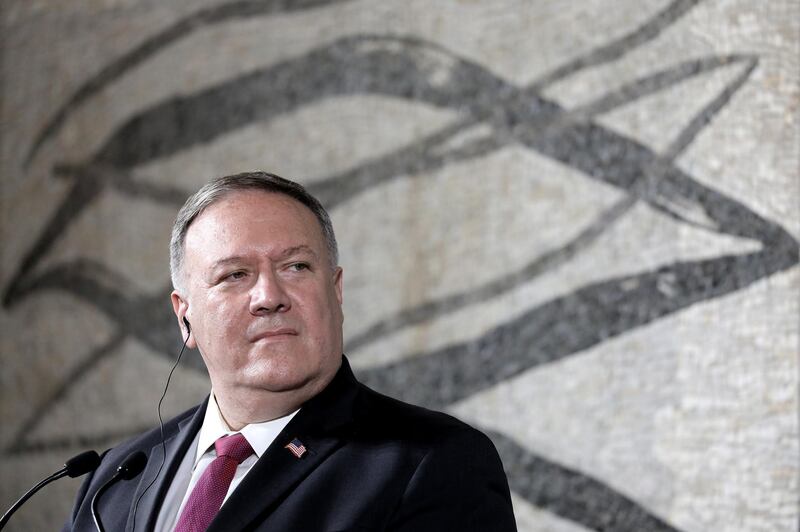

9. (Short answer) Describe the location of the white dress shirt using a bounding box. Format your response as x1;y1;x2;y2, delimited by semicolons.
155;393;299;531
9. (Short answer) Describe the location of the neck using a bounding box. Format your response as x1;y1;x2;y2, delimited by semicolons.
212;374;337;431
214;393;298;431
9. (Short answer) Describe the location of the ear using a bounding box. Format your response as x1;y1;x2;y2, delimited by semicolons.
332;267;343;306
171;290;197;349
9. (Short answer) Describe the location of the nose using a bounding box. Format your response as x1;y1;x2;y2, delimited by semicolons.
249;269;291;315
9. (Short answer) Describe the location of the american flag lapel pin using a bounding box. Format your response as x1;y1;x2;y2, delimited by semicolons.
285;437;307;458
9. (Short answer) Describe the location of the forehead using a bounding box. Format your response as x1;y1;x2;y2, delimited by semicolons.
184;190;325;259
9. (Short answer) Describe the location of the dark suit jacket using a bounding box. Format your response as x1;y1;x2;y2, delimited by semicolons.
63;358;517;531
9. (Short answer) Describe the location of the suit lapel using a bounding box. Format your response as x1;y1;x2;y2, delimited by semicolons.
208;358;361;532
126;398;208;532
210;431;347;532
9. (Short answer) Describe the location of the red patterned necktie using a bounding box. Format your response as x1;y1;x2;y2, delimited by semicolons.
175;433;254;532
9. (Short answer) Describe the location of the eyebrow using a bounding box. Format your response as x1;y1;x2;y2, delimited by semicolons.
209;256;248;270
209;245;319;270
276;245;318;260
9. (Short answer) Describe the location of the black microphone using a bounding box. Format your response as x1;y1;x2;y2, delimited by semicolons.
0;450;101;530
91;451;147;532
65;450;103;478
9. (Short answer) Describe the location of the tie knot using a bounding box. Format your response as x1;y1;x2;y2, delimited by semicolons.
214;433;253;464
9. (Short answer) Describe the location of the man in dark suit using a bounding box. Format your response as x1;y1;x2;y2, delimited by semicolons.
63;172;516;531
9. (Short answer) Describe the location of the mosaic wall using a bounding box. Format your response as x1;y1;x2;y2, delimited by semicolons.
1;1;798;530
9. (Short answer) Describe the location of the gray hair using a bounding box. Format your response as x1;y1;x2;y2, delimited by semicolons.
169;171;338;290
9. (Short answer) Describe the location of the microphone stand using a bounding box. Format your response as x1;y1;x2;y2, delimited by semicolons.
1;449;101;531
0;468;71;529
91;451;147;532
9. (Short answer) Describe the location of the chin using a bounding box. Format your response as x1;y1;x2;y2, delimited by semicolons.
244;357;321;393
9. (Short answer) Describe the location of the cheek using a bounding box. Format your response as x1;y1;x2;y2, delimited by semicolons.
307;295;343;346
197;297;245;347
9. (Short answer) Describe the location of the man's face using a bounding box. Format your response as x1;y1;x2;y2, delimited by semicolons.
171;190;343;402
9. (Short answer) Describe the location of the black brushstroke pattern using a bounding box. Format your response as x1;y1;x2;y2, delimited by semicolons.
7;258;200;370
489;430;681;532
3;43;760;308
345;196;639;353
90;35;510;168
24;0;351;166
530;0;701;90
344;53;758;351
5;332;127;455
358;247;796;410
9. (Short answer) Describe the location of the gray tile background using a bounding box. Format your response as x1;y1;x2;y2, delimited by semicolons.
1;1;797;530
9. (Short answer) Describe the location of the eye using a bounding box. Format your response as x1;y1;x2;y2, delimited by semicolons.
225;270;247;281
288;262;310;272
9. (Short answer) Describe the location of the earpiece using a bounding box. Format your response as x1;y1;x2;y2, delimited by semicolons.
133;313;192;526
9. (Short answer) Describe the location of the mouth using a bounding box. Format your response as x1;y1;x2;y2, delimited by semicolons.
251;328;298;342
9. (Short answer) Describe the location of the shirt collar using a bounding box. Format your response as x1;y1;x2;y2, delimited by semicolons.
194;391;299;466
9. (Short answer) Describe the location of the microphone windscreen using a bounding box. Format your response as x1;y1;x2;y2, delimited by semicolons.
64;450;101;478
117;451;147;480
